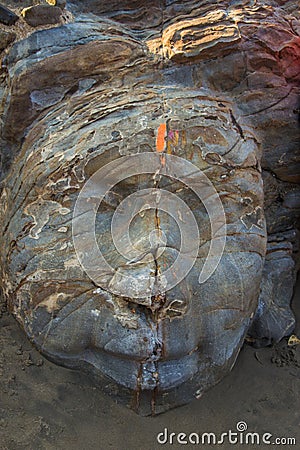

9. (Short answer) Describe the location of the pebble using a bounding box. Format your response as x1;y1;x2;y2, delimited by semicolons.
21;5;62;27
0;5;19;26
46;0;66;9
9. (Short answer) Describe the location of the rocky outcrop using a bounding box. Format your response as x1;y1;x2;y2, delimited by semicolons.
0;0;299;415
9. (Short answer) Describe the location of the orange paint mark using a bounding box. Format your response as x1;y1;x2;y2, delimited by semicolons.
156;123;167;152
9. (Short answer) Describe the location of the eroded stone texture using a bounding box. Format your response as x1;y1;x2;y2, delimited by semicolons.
21;5;63;27
0;4;18;26
0;29;15;51
248;241;296;347
0;0;299;415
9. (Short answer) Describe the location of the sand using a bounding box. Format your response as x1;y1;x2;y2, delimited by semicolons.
0;280;299;450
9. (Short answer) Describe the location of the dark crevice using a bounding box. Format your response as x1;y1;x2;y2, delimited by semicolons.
243;88;293;117
229;110;245;140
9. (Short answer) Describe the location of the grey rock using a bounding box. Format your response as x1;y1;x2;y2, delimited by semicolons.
0;0;299;415
22;5;62;27
46;0;66;9
0;4;18;25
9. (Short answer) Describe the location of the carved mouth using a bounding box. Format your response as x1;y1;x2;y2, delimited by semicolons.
28;258;255;396
81;346;200;391
31;289;197;391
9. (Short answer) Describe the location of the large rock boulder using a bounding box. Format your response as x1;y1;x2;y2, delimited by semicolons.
0;0;299;415
21;5;63;27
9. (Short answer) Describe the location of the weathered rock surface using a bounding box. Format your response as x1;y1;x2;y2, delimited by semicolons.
249;241;296;346
0;0;299;415
21;5;62;27
0;28;15;50
0;4;18;25
46;0;66;9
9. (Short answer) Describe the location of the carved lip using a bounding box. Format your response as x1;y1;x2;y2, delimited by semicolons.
81;346;200;391
32;297;199;391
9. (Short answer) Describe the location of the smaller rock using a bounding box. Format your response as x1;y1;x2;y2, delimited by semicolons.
46;0;66;9
0;29;16;51
0;5;19;26
21;5;62;27
248;243;296;347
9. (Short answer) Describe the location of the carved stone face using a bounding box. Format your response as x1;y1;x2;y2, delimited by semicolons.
0;1;298;415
